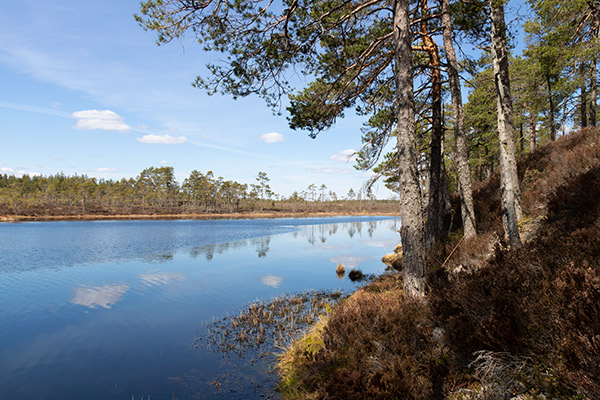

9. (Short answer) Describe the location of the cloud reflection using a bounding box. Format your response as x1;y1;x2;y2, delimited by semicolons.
329;256;368;268
139;271;185;287
363;240;398;250
261;275;283;288
71;283;129;309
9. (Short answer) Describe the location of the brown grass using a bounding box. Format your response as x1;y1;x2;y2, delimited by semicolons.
277;129;600;399
0;210;400;223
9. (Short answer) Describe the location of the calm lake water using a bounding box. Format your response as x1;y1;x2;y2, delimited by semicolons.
0;216;400;399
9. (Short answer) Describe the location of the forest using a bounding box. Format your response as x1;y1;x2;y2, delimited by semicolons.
0;168;400;217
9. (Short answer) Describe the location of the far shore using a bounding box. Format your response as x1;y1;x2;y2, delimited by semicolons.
0;211;400;223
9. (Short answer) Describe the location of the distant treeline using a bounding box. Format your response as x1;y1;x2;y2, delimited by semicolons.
0;167;397;216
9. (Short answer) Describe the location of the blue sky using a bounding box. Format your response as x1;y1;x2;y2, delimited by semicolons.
0;1;528;199
0;0;389;199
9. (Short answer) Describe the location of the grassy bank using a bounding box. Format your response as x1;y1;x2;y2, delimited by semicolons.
277;129;600;399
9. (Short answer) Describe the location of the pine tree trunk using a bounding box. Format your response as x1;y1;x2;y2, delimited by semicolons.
529;107;536;152
519;122;524;154
420;0;444;250
490;0;522;248
590;58;597;127
441;0;476;239
547;75;556;141
581;62;588;128
394;0;426;298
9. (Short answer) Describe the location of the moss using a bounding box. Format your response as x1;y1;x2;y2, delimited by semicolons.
277;317;328;399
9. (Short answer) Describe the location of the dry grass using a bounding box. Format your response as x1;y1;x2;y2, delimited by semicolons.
277;129;600;399
0;210;400;223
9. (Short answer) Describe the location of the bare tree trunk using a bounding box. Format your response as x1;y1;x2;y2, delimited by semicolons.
417;0;444;250
546;75;557;141
519;121;524;154
581;62;588;128
394;0;426;298
490;0;522;248
590;57;597;127
441;0;477;239
529;106;536;152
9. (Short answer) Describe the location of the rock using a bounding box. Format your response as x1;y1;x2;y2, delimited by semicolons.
348;269;365;281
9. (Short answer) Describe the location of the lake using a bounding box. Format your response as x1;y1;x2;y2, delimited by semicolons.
0;216;401;399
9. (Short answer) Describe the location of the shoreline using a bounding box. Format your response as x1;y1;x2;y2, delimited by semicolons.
0;211;400;223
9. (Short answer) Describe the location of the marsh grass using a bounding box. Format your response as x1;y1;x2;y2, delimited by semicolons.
190;290;345;397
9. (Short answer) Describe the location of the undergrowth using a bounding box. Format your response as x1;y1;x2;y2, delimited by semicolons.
277;129;600;399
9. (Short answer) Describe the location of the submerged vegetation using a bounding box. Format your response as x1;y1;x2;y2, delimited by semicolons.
197;291;343;356
193;291;345;398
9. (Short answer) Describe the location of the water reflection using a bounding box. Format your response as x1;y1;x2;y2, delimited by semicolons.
329;256;368;268
139;271;186;287
0;216;401;400
254;236;270;258
143;253;174;264
189;239;249;261
181;220;399;262
71;283;129;309
187;236;272;261
260;275;284;288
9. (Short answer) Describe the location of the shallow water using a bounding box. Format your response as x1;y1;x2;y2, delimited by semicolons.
0;216;401;399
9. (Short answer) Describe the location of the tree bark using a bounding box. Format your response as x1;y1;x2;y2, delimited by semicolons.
547;75;556;141
590;57;597;127
418;0;444;250
490;0;522;248
394;0;426;298
581;62;588;128
441;0;477;239
528;105;536;152
519;121;524;154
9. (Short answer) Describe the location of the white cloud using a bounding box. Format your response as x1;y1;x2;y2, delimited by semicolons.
159;160;169;165
261;275;284;288
72;109;130;132
260;132;284;143
94;167;118;173
1;167;41;177
312;167;351;175
71;283;129;309
330;149;358;163
137;134;187;144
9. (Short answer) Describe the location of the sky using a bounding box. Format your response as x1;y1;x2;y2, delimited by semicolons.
0;1;528;200
0;0;397;199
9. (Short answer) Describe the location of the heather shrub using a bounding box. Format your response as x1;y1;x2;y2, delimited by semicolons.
278;276;450;400
317;288;449;400
433;163;600;398
278;129;600;399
